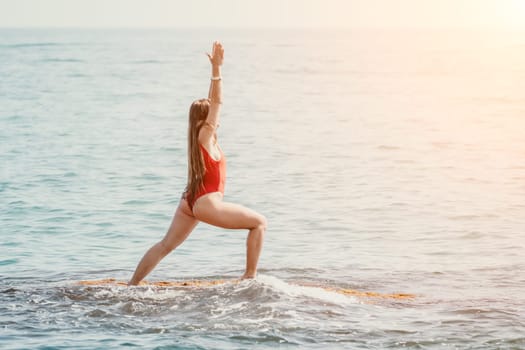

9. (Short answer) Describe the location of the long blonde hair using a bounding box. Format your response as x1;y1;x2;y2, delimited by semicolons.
185;98;210;204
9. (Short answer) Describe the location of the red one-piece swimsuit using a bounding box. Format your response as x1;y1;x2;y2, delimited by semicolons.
186;143;226;211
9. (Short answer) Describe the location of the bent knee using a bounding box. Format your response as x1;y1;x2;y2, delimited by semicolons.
254;214;267;231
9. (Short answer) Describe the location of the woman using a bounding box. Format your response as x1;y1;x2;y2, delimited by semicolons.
128;41;266;285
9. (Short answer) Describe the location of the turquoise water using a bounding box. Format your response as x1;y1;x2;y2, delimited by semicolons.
1;27;525;349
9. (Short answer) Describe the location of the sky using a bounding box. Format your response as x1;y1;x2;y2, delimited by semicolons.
0;0;525;29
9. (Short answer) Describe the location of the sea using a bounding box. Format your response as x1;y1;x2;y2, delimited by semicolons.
1;27;524;349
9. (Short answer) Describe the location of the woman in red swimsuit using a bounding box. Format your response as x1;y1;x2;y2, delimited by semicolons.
128;42;266;285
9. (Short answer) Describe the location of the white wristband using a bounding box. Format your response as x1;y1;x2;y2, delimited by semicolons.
211;76;222;81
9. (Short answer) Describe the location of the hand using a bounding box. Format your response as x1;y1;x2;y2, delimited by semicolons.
206;41;224;67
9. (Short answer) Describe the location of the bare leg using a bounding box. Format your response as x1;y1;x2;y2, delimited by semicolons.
128;199;198;285
193;194;266;278
243;225;265;278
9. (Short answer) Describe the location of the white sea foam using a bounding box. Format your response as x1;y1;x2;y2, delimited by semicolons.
255;275;358;305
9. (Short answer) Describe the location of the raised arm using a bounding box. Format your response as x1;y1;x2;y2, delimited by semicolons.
199;41;224;145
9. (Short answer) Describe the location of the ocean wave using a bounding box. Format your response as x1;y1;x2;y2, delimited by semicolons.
40;58;85;63
129;59;171;64
2;42;62;48
62;275;358;307
0;275;363;338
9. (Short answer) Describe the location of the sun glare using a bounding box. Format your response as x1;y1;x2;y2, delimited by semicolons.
503;0;525;28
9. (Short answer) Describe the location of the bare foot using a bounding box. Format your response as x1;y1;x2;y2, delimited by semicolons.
240;273;256;280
